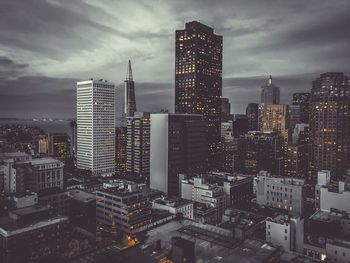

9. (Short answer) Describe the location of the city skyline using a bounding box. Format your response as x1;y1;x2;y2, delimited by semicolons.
1;0;350;118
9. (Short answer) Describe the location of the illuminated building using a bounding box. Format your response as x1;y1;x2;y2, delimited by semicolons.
124;60;137;117
309;72;350;182
126;112;150;184
48;133;70;161
38;138;49;155
95;180;151;234
175;21;223;169
115;126;127;174
261;75;280;104
220;121;234;172
76;79;115;176
262;104;289;149
150;113;207;197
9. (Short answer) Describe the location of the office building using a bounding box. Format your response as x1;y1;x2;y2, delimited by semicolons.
76;79;115;176
232;114;248;138
221;98;232;122
266;215;304;253
170;236;195;263
48;133;70;161
292;92;310;123
246;103;259;131
181;177;226;222
126;112;150;183
262;104;289;148
150;113;207;196
0;205;70;263
13;157;64;193
38;138;49;155
309;72;350;182
115;126;127;174
233;131;283;175
255;171;306;216
260;75;280;104
175;21;223;169
220;121;234;172
95;180;151;234
124;60;137;117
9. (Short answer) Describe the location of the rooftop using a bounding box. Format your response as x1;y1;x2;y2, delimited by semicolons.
69;190;96;203
154;197;192;208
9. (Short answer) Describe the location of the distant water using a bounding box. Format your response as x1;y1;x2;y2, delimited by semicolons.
0;119;72;137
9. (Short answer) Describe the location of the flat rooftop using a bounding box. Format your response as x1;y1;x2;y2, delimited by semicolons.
69;190;96;203
154;197;192;208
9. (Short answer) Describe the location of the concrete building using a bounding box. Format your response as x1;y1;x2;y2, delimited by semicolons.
309;72;350;182
255;171;306;216
181;177;226;222
153;197;193;220
0;205;70;263
48;133;70;161
220;121;234;172
246;103;259;131
115;126;127;174
95;180;151;234
266;215;304;253
150;113;207;196
262;104;289;149
126;112;150;183
13;157;64;193
76;79;115;176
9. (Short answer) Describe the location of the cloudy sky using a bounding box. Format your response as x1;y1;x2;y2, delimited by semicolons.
1;0;349;118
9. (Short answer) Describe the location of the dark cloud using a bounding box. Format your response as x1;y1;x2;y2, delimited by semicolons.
0;0;349;118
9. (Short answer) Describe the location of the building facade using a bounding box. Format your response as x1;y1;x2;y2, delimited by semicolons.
246;103;259;131
309;72;350;182
76;79;115;176
150;113;207;196
124;60;137;117
175;21;223;169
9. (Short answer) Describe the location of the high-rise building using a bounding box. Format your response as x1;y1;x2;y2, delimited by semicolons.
262;104;289;149
260;75;280;104
246;103;259;131
221;98;232;122
309;72;350;181
124;60;137;117
292;92;310;123
232;114;248;138
38;137;49;155
150;113;207;196
126;112;150;184
76;79;115;176
70;120;77;164
233;131;283;175
175;21;223;169
258;76;281;130
115;126;127;174
48;133;70;161
220;121;234;172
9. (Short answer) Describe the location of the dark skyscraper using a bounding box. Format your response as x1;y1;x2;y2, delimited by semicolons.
309;72;350;182
246;103;259;131
292;92;310;124
124;60;137;117
260;75;280;104
175;21;223;169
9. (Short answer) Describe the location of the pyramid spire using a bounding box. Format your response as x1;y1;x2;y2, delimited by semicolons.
126;60;133;81
268;75;272;85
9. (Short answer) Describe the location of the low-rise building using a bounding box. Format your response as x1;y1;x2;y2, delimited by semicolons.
95;180;151;234
266;215;304;253
181;177;226;222
153;197;193;220
255;171;306;216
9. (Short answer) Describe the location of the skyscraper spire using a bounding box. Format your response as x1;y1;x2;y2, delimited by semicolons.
126;59;133;81
268;75;272;85
124;60;137;117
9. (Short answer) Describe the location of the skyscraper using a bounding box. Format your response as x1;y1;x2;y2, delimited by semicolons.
150;113;207;196
309;72;350;182
126;112;150;184
246;103;259;131
261;75;280;104
48;133;70;161
259;76;281;130
76;79;115;176
124;60;137;117
175;21;223;169
292;92;310;124
262;104;289;149
115;126;127;174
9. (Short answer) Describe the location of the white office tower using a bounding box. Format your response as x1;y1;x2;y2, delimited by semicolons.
76;79;115;176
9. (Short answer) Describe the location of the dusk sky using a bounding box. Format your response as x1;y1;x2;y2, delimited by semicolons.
1;0;350;118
